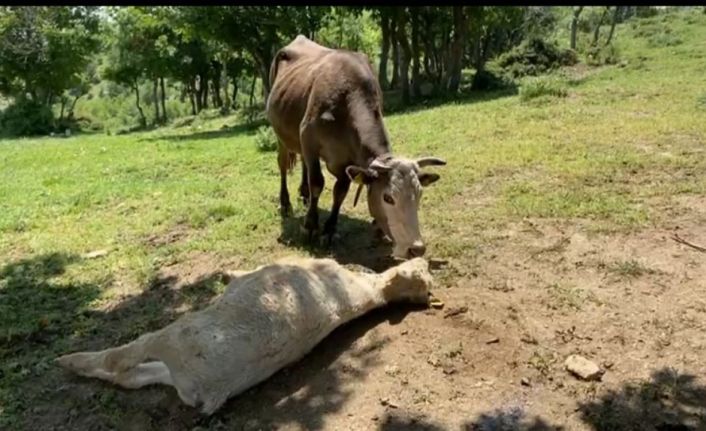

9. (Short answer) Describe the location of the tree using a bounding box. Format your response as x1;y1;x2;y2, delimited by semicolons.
570;6;585;50
445;6;468;93
0;7;100;116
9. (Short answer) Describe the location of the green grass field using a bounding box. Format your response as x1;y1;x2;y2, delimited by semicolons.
1;9;705;428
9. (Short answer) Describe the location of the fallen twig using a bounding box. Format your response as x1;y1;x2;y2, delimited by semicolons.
671;233;706;253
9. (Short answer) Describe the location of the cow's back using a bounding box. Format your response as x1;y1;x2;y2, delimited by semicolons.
266;36;383;159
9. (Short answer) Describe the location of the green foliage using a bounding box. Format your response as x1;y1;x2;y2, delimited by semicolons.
498;38;578;79
0;7;100;104
519;75;568;101
647;32;683;48
586;43;621;66
0;98;54;137
254;125;278;152
318;7;379;60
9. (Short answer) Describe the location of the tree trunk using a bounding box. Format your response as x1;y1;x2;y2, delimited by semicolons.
379;13;391;90
605;6;621;46
446;6;467;93
570;6;584;50
396;9;412;104
390;19;400;89
410;8;421;98
152;78;160;125
68;95;81;120
192;78;201;114
231;78;239;108
249;76;256;109
59;97;67;122
592;7;609;46
213;61;224;108
133;81;146;128
160;77;167;123
201;75;209;110
422;14;434;79
223;76;229;109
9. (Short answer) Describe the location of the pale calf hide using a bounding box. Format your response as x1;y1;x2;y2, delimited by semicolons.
56;256;434;415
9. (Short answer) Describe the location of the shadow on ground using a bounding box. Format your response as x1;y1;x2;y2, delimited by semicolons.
278;209;397;273
139;119;267;144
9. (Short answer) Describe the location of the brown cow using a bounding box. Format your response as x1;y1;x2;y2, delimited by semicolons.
266;35;446;259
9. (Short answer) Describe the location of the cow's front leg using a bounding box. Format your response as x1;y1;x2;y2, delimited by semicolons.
299;161;310;206
302;153;324;242
323;175;351;246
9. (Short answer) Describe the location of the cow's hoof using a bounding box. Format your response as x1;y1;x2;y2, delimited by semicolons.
321;232;341;248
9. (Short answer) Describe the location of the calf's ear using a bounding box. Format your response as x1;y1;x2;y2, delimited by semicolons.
418;172;440;187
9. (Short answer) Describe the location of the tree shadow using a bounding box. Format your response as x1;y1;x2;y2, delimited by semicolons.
0;252;101;357
383;86;518;117
138;119;267;144
278;209;397;273
577;367;706;431
378;407;563;431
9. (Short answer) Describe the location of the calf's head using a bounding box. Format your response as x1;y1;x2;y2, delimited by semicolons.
346;155;446;259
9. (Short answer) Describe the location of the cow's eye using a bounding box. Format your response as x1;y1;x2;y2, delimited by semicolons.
383;193;395;205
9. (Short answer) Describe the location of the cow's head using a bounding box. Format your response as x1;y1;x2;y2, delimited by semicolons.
346;155;446;259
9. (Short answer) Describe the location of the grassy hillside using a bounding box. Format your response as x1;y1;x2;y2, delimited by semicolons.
1;8;705;429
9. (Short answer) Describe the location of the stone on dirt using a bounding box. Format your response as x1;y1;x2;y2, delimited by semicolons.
565;354;603;381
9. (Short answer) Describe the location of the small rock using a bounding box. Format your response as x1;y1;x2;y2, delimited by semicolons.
485;337;500;345
565;354;603;381
400;329;409;335
602;361;614;369
427;354;441;367
380;397;399;409
521;377;531;387
83;249;109;259
385;364;400;377
372;415;379;422
443;306;468;319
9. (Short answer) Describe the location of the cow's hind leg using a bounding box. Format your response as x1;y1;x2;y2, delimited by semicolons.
323;175;351;246
278;143;293;217
113;361;173;389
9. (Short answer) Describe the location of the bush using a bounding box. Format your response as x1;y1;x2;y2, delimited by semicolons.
647;33;683;47
586;43;621;66
0;98;55;137
498;38;578;79
471;69;515;92
254;125;278;152
519;76;568;101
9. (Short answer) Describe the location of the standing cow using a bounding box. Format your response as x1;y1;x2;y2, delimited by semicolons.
266;35;446;259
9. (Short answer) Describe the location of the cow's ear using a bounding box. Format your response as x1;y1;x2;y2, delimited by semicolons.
418;172;440;187
346;166;377;184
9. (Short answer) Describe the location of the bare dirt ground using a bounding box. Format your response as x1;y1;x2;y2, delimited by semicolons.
29;196;706;431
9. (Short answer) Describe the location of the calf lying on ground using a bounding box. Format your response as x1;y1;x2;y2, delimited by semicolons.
56;257;435;415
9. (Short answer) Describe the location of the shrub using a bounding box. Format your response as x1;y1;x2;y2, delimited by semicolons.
646;33;683;47
471;69;515;92
586;43;621;66
519;76;568;101
0;98;55;137
497;38;578;79
254;125;278;152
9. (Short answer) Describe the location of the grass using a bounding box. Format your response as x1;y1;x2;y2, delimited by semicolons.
1;8;706;429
